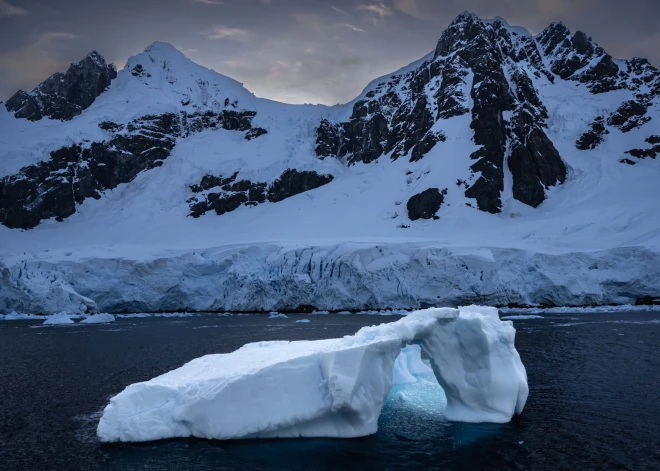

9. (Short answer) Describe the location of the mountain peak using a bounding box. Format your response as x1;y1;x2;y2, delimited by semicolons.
435;11;488;58
144;41;185;57
84;50;106;61
4;50;117;121
453;10;479;22
483;16;532;37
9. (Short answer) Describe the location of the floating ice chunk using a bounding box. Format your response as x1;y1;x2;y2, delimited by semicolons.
499;304;660;315
269;312;288;319
501;315;544;320
43;312;74;325
1;311;43;321
80;313;116;324
116;312;196;318
310;310;330;315
97;306;528;442
295;319;311;323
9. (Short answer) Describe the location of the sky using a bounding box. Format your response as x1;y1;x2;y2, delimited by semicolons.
0;0;659;105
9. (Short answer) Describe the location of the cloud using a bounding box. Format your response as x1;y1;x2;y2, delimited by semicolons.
343;24;366;33
206;25;248;40
0;0;28;18
392;0;421;17
192;0;224;4
37;32;79;44
331;6;349;16
357;3;392;17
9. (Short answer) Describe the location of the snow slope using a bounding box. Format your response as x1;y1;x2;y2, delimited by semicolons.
1;14;659;313
97;306;528;442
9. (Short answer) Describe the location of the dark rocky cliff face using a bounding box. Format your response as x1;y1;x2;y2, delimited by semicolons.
407;188;446;220
0;110;268;229
315;13;658;215
5;52;117;121
316;13;569;214
187;169;334;218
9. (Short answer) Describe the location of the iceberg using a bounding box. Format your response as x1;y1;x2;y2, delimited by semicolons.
1;311;43;320
43;312;74;325
97;306;528;443
80;313;116;324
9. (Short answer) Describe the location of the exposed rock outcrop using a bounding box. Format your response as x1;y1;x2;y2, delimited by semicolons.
576;117;609;150
188;169;334;218
5;52;117;121
407;188;446;220
0;110;266;229
624;136;660;161
607;100;651;133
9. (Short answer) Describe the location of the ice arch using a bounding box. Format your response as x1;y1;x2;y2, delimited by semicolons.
97;306;528;442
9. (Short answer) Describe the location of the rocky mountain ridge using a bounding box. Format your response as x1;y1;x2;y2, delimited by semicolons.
1;13;658;231
5;51;117;121
315;12;658;213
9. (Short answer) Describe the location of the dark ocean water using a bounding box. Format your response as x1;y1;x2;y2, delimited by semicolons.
0;311;659;471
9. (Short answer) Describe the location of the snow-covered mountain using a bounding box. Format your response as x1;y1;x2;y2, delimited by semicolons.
1;13;659;314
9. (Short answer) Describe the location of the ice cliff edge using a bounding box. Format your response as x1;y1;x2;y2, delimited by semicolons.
97;306;528;442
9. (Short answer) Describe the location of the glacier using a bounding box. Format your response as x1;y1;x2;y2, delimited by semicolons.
97;306;528;442
2;243;659;315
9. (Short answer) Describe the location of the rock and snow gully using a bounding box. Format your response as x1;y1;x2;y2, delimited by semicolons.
97;306;528;442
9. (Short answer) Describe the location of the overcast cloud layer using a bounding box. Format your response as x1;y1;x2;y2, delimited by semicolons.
1;0;658;105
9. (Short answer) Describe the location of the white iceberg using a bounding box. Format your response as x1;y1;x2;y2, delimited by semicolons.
1;311;43;320
80;313;116;324
295;319;311;323
97;306;528;443
43;312;74;325
269;312;288;319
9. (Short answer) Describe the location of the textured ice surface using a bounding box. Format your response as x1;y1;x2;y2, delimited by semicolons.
43;312;74;325
3;245;659;315
500;304;660;315
1;311;44;320
392;345;433;384
80;313;116;324
97;306;528;442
